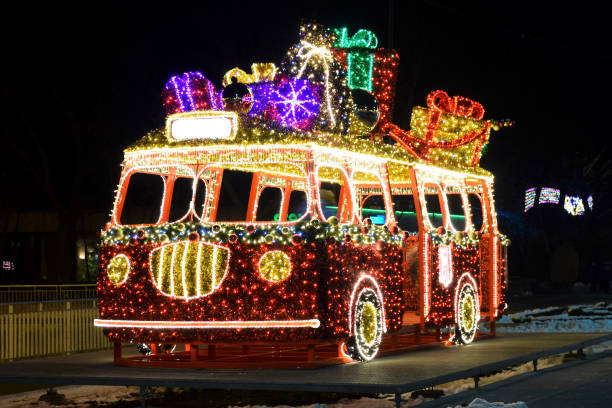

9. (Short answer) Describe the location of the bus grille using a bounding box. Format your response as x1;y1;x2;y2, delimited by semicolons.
150;241;229;298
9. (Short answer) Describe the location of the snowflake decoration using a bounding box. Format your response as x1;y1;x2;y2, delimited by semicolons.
271;78;320;128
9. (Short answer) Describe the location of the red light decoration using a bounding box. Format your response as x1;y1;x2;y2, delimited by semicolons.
330;48;400;136
97;240;404;344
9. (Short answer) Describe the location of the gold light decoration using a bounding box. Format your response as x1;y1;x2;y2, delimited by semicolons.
258;250;292;282
106;254;130;286
149;241;230;299
222;63;277;87
359;301;378;345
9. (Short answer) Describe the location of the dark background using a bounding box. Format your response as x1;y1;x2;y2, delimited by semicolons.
1;1;610;285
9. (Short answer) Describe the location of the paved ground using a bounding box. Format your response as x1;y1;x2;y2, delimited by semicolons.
419;350;612;408
0;333;608;395
506;292;612;313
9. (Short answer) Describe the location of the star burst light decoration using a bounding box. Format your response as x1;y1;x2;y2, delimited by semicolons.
271;78;320;129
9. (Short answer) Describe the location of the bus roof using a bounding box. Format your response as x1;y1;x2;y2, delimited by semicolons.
125;116;493;182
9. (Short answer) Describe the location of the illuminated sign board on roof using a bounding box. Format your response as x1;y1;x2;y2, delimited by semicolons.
166;111;238;141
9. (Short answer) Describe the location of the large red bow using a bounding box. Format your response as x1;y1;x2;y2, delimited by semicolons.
426;90;484;120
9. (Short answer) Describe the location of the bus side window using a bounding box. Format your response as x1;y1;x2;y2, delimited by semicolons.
392;195;419;232
319;182;341;219
255;187;282;221
361;195;386;224
193;178;208;219
119;172;165;225
168;177;193;222
215;169;253;221
424;185;444;228
317;166;351;222
468;193;484;231
287;190;310;221
445;186;466;231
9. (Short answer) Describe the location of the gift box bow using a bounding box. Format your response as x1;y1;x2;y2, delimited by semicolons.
427;90;484;120
333;28;378;49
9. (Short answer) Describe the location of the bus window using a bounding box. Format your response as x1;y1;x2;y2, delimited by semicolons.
424;185;444;228
392;195;419;232
445;186;466;231
319;182;341;220
287;190;309;221
215;169;253;221
255;187;282;221
468;193;484;231
210;165;309;223
168;177;193;222
317;166;351;222
119;172;165;225
193;178;207;219
361;195;386;224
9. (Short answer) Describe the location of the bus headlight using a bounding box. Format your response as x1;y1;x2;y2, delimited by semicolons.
107;254;130;286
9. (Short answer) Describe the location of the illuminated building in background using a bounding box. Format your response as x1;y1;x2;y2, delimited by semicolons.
538;187;560;204
524;188;537;212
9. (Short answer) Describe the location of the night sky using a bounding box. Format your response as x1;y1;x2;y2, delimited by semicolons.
3;1;610;226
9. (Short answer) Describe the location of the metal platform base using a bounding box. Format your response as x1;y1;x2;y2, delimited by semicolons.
112;325;494;369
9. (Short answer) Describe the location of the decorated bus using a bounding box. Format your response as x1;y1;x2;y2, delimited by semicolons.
95;22;509;366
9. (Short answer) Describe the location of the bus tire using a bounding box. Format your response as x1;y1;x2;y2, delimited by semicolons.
454;280;479;345
346;287;383;361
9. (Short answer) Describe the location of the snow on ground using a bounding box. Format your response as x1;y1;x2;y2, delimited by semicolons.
483;302;612;333
234;397;528;408
448;399;527;408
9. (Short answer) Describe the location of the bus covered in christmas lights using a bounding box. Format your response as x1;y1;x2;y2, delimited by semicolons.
95;23;509;364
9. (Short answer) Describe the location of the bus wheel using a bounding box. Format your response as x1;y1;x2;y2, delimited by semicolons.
136;343;176;355
454;281;479;345
346;288;383;361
